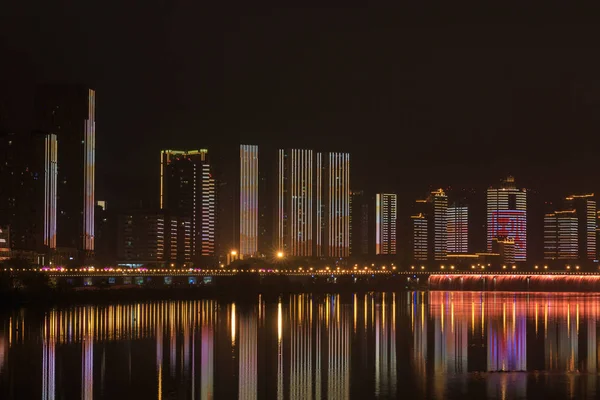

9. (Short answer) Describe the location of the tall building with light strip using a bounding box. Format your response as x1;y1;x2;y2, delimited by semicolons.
486;176;527;261
411;189;447;262
566;194;597;261
431;189;448;261
276;149;350;258
322;152;350;258
35;85;95;260
375;193;397;255
43;134;58;249
239;145;258;257
411;214;428;261
447;204;468;254
544;194;597;262
160;149;216;263
276;149;315;257
544;210;578;260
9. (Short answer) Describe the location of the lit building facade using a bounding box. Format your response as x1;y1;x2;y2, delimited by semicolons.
276;149;315;257
322;152;350;258
411;214;428;261
375;193;397;255
411;189;447;262
160;149;216;263
35;85;96;258
447;204;468;254
117;210;191;265
431;189;448;261
0;226;9;261
566;194;597;261
544;194;596;262
276;149;350;258
492;237;516;265
544;211;578;260
486;176;527;261
43;134;58;249
239;145;258;257
0;131;57;257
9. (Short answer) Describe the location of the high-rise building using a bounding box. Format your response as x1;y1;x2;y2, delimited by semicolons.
544;211;578;260
411;213;428;261
350;190;370;257
487;176;527;261
35;85;95;259
447;204;468;254
0;131;57;256
322;152;350;258
544;194;596;262
160;149;216;264
565;194;597;261
117;210;191;266
275;149;350;258
239;145;258;257
375;193;397;255
276;149;315;257
431;189;448;261
411;189;447;262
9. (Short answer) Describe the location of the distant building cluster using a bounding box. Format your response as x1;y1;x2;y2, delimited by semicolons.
1;85;600;269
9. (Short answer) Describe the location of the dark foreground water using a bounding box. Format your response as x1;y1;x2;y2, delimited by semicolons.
1;292;600;399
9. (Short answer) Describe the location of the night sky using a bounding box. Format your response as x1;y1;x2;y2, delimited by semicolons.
2;4;600;218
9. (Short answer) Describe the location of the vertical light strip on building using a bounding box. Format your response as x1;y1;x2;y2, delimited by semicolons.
83;89;96;251
44;134;58;249
277;150;285;252
316;153;323;257
240;145;258;256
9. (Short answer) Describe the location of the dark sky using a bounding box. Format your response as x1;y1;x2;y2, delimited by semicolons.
2;4;600;212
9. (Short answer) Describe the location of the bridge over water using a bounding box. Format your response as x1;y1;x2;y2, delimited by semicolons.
19;269;600;292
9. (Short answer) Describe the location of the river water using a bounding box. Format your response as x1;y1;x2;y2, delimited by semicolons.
0;291;599;399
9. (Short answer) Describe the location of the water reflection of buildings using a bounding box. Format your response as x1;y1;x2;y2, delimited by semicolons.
6;293;600;398
375;293;397;398
238;309;257;400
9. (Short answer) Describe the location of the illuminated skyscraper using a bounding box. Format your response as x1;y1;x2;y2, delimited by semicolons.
276;149;350;258
544;194;596;262
544;211;577;260
411;189;447;262
0;131;57;256
160;150;216;263
431;189;448;260
321;152;350;258
35;85;95;259
239;145;258;257
276;149;315;257
375;193;397;255
411;214;428;261
486;176;527;261
566;194;597;261
447;204;468;254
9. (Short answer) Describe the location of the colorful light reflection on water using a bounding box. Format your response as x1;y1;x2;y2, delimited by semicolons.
1;292;600;398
